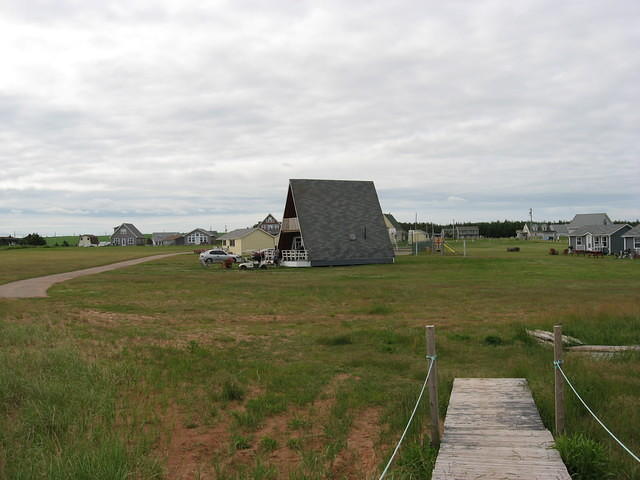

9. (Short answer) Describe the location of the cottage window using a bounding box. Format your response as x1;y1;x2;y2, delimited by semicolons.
634;238;640;248
230;240;235;246
594;237;600;245
576;237;582;246
602;236;608;246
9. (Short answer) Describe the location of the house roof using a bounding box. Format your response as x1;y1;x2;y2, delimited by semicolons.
568;224;630;236
163;234;184;242
622;225;640;237
184;228;217;237
570;213;612;227
383;213;405;232
260;214;280;224
283;179;394;266
114;223;144;238
525;222;555;232
218;227;272;240
152;232;181;240
551;224;569;234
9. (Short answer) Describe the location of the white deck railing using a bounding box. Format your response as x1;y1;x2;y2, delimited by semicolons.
281;249;308;262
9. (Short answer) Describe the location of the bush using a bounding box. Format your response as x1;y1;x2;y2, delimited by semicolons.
221;380;245;402
21;233;46;246
555;433;611;480
483;335;504;346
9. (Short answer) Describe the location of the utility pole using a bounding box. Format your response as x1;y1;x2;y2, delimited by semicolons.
414;212;418;256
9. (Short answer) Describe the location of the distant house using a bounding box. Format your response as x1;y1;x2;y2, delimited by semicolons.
622;225;640;254
258;214;281;236
407;230;428;244
111;223;146;246
184;228;217;245
78;234;99;247
568;224;631;255
383;214;407;243
158;234;185;246
443;225;480;239
516;223;558;241
218;228;276;255
152;232;181;246
0;236;19;246
550;224;569;238
277;179;394;267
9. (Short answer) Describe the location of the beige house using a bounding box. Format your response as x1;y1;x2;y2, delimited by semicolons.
78;234;99;247
407;230;428;244
218;228;276;255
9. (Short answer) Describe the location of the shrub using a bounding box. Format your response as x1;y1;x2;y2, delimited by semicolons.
221;380;245;402
21;233;46;246
483;335;504;346
317;334;353;346
555;433;611;480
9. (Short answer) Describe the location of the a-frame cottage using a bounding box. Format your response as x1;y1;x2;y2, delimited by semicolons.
277;179;395;267
111;223;146;246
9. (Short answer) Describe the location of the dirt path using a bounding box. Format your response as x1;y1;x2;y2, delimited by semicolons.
0;252;189;298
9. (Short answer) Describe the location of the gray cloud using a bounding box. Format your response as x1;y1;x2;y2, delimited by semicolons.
1;0;639;235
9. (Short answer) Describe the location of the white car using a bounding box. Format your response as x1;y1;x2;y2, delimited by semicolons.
199;249;241;264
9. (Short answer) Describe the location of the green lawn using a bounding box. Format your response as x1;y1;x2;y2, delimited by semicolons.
0;245;194;285
0;240;638;479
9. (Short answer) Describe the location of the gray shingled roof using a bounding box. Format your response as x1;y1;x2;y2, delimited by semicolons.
622;225;640;237
568;224;630;236
152;232;180;241
218;227;272;240
287;179;394;266
117;223;144;238
184;228;217;237
570;213;612;227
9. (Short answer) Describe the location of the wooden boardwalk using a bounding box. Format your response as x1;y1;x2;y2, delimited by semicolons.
432;378;571;480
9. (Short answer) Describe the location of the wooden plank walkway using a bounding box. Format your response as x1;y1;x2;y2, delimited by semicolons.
432;378;571;480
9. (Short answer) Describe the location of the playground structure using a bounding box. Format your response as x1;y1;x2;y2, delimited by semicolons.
432;232;463;255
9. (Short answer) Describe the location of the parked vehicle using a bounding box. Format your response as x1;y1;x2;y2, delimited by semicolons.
238;260;269;270
199;249;241;264
238;248;277;270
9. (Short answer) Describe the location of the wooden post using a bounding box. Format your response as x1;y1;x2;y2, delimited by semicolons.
554;324;565;435
426;325;440;446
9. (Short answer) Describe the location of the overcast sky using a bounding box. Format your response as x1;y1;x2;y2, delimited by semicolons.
1;0;639;236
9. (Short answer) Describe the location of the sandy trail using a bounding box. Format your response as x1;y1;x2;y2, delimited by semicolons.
0;252;189;298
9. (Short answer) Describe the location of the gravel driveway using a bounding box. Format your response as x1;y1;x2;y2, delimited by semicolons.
0;252;188;298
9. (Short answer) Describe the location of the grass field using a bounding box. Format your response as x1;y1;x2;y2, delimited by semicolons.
1;239;639;479
0;245;193;285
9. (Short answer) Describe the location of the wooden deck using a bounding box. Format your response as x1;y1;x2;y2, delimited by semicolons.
432;378;571;480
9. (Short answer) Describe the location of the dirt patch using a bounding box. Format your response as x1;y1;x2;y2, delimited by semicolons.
225;373;355;477
331;407;383;480
160;404;231;480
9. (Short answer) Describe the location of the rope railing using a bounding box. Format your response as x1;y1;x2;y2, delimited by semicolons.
554;361;640;464
378;355;436;480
